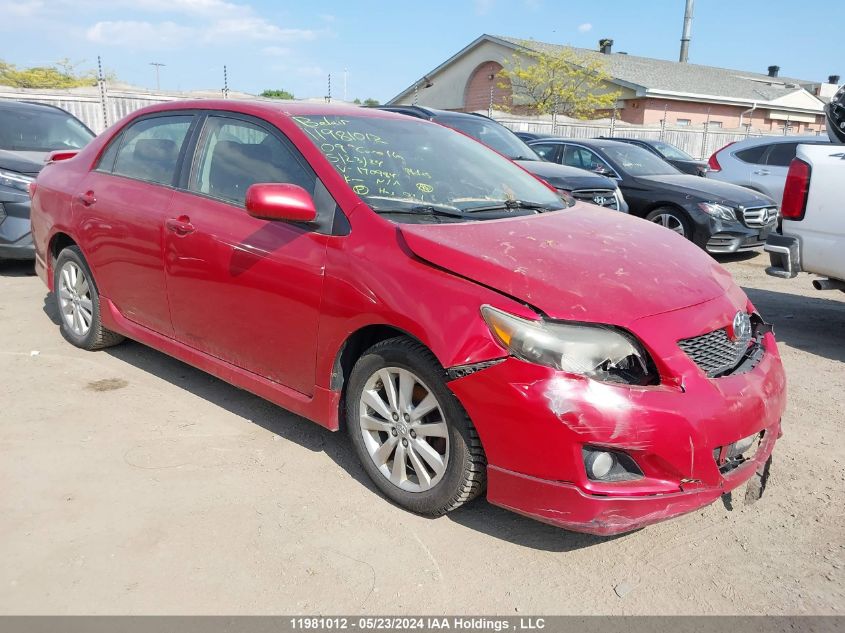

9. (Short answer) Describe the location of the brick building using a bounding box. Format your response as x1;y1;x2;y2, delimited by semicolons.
388;35;838;134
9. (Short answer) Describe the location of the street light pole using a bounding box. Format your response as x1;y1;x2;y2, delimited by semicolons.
150;62;165;91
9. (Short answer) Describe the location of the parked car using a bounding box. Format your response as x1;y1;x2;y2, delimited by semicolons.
378;106;627;212
601;137;708;176
513;131;547;143
31;101;785;535
705;135;829;205
766;88;845;292
0;100;94;260
528;137;779;254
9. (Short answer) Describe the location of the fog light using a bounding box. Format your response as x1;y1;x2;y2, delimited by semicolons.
585;451;615;479
582;447;643;482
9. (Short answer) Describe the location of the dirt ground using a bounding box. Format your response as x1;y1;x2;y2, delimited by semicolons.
0;251;842;615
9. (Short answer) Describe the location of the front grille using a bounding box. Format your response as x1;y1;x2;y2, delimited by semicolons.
571;188;619;210
678;326;754;378
740;206;778;228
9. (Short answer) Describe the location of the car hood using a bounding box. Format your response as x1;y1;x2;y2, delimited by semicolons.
636;174;774;206
0;149;46;176
515;159;616;191
398;204;736;325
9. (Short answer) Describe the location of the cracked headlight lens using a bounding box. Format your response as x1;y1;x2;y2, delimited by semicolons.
697;202;736;222
481;305;659;385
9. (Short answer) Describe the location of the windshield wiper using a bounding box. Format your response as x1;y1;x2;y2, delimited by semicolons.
369;200;467;219
461;199;560;214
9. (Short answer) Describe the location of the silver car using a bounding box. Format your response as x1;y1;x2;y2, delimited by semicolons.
705;135;829;205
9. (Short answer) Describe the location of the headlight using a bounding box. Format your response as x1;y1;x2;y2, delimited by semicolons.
481;305;658;385
697;202;736;222
0;170;35;193
615;188;626;205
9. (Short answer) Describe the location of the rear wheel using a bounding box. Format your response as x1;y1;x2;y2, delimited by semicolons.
54;246;124;350
646;207;691;239
346;337;486;516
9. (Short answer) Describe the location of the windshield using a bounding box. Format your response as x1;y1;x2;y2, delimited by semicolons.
601;144;681;177
0;107;94;152
650;141;694;161
435;115;539;161
293;114;565;220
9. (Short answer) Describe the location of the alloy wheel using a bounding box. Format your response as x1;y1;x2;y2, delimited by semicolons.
358;367;450;492
651;213;686;236
58;261;93;337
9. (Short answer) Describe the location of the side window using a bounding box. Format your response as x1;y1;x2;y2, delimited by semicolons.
530;143;560;162
111;116;193;186
765;143;798;167
563;146;613;175
735;145;767;165
190;116;315;206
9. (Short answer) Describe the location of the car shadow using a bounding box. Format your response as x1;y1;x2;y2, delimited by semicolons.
742;286;845;363
38;292;628;552
712;250;759;264
0;259;36;277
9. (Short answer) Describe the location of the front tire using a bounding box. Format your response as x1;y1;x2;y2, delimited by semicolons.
346;337;486;516
54;246;124;350
646;206;691;240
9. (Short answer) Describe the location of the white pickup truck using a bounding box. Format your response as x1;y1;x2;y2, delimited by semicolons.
765;143;845;291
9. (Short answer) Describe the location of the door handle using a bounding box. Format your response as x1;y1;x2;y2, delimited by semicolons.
165;215;195;236
753;169;770;176
77;190;96;206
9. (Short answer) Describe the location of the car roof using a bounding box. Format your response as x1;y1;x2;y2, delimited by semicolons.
0;99;78;115
376;105;491;122
526;137;633;150
122;99;428;124
723;134;829;150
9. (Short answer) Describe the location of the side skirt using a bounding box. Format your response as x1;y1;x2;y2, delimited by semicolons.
99;296;341;431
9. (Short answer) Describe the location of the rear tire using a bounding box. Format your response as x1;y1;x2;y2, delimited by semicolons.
346;337;486;516
54;246;124;350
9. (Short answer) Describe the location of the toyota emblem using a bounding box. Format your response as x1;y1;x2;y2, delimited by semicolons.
728;311;752;342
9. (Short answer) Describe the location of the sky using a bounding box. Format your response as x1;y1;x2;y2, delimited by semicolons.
0;0;840;102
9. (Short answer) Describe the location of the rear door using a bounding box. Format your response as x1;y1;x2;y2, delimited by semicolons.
163;113;330;395
76;113;196;336
752;142;797;203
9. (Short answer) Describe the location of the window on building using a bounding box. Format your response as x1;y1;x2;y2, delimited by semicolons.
676;119;691;127
709;121;723;128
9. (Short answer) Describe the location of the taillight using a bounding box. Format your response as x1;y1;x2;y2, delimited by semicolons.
707;142;735;172
781;158;811;220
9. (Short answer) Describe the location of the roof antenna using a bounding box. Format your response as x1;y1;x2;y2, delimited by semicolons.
679;0;694;63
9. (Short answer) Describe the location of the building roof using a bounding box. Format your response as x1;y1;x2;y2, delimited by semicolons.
389;34;827;114
495;35;815;103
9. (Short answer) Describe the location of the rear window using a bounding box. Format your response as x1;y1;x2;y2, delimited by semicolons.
109;115;193;186
765;143;798;167
0;106;93;152
734;145;767;165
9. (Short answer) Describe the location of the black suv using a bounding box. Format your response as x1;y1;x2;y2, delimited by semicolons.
377;106;628;212
0;100;94;260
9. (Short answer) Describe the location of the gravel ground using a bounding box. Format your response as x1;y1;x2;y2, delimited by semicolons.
0;252;842;615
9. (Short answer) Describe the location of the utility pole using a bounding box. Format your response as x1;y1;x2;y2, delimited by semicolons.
149;62;165;91
679;0;694;63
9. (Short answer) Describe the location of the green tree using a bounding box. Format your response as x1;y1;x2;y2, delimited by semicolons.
260;88;295;100
0;58;106;89
362;98;380;107
499;46;621;119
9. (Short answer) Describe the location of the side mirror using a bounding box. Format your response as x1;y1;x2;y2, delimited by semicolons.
245;183;317;223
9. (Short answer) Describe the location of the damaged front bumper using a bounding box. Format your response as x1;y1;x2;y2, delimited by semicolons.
448;293;787;536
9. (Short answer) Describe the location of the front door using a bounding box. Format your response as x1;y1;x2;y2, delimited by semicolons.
77;113;196;336
164;114;328;395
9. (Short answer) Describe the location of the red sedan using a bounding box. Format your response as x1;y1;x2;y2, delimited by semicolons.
30;101;786;535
